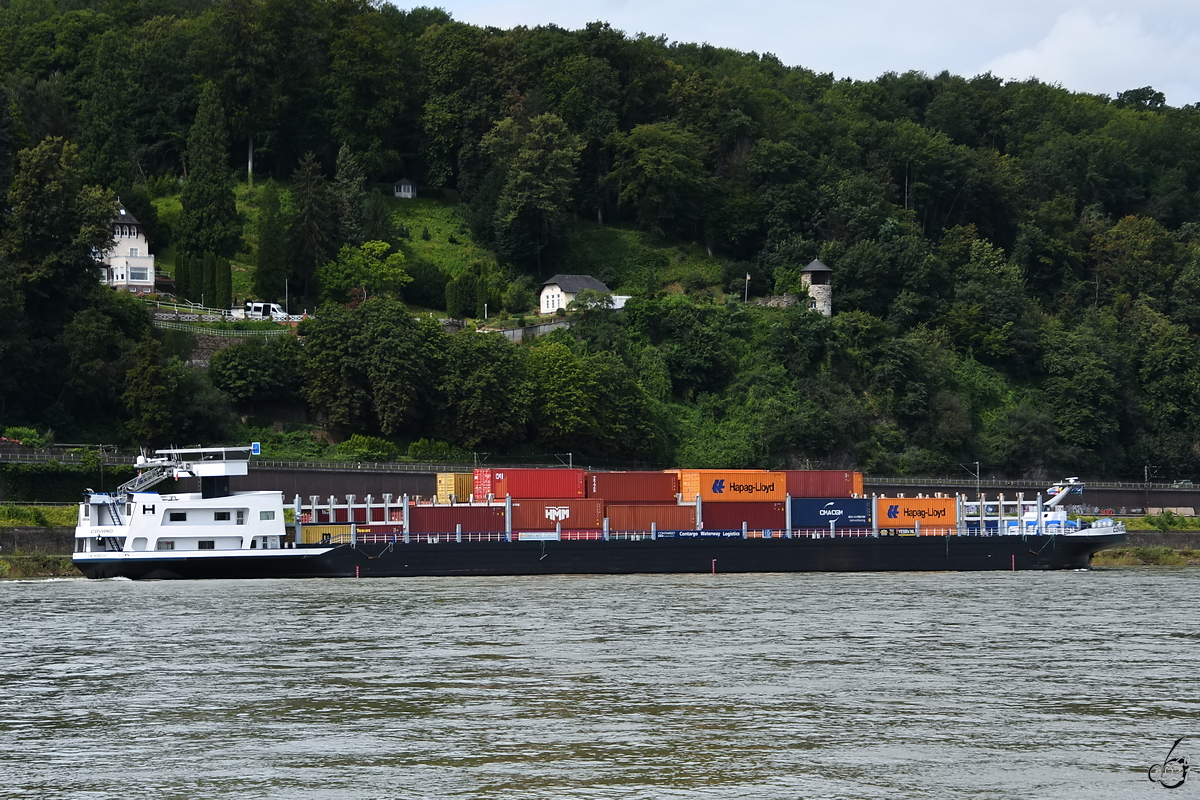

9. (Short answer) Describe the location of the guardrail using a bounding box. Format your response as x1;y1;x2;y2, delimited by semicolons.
152;320;291;336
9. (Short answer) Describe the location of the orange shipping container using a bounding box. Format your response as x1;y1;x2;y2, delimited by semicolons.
510;499;604;530
875;497;957;529
679;470;784;503
783;470;863;498
606;504;696;531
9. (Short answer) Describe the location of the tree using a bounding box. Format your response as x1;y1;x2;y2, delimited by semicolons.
608;121;712;236
254;180;287;302
215;255;232;310
478;113;583;269
3;137;114;326
333;143;367;248
437;332;528;448
209;335;303;405
317;241;411;304
288;151;334;299
361;191;397;246
176;83;241;258
122;339;177;447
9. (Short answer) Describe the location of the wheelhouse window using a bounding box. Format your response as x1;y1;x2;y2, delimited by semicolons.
199;541;215;550
260;510;275;520
156;540;175;550
236;510;245;525
214;511;231;521
169;512;186;522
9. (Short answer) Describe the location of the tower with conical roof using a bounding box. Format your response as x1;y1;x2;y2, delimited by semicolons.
800;259;832;316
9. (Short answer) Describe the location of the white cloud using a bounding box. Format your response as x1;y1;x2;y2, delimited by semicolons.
985;8;1200;103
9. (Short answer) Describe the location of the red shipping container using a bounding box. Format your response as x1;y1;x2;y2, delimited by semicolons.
408;506;507;534
510;499;603;530
606;504;696;531
473;468;585;499
701;501;786;531
586;471;679;502
783;470;863;498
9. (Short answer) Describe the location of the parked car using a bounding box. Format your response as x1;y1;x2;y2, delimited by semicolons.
1172;479;1194;488
244;301;288;321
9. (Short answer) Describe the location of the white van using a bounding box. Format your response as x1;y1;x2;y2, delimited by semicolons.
245;301;288;321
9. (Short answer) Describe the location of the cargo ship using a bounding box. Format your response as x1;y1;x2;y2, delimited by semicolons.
72;448;1125;580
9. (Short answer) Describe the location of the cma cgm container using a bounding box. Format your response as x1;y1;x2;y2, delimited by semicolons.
408;506;507;534
702;502;786;531
511;499;603;530
680;471;785;503
436;472;474;503
784;470;864;498
606;504;696;532
473;468;586;499
875;497;957;530
586;471;679;502
790;498;873;529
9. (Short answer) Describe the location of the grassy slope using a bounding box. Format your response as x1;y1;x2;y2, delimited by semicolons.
154;185;730;310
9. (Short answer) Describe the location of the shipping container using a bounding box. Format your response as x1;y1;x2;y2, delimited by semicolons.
606;504;696;531
473;468;586;499
586;471;679;502
510;499;603;530
790;498;873;529
783;470;864;498
299;524;351;544
408;506;507;534
680;470;785;503
701;501;786;531
875;497;957;529
436;472;474;503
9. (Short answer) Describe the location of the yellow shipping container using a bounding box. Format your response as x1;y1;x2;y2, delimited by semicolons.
436;472;474;503
875;497;957;529
299;524;353;544
679;470;784;503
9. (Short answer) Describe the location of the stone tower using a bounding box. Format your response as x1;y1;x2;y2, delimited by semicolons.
800;259;832;316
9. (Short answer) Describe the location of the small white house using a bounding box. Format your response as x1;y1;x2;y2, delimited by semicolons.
100;206;156;294
539;274;614;314
393;178;415;199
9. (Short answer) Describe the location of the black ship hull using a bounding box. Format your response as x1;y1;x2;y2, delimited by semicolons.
75;531;1126;580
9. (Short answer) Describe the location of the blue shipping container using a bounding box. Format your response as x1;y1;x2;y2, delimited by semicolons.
790;498;873;528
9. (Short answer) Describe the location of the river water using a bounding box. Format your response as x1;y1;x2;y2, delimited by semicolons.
2;569;1197;799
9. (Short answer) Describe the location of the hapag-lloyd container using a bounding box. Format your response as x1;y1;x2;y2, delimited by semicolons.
605;504;696;531
408;505;507;534
701;501;786;531
784;470;864;498
473;468;586;499
875;497;957;529
790;498;873;529
510;499;603;530
586;471;679;502
679;470;785;503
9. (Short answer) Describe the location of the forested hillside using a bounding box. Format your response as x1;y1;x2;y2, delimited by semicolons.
2;0;1200;479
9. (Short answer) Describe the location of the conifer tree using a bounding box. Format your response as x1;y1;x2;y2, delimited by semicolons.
215;256;232;310
177;83;241;258
202;252;217;307
334;143;366;247
174;253;190;301
254;180;287;302
288;151;334;299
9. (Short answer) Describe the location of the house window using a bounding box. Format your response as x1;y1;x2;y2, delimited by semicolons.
169;512;186;522
199;541;215;550
156;540;175;550
129;247;139;257
130;268;149;282
260;510;275;520
214;511;230;521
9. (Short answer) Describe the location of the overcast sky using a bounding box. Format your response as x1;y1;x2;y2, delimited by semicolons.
407;1;1200;106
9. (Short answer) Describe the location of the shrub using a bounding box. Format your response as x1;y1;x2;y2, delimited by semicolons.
408;439;471;462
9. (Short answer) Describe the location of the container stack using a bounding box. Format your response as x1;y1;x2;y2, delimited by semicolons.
330;466;873;537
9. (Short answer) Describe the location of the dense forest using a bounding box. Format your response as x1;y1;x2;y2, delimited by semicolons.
2;0;1200;480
